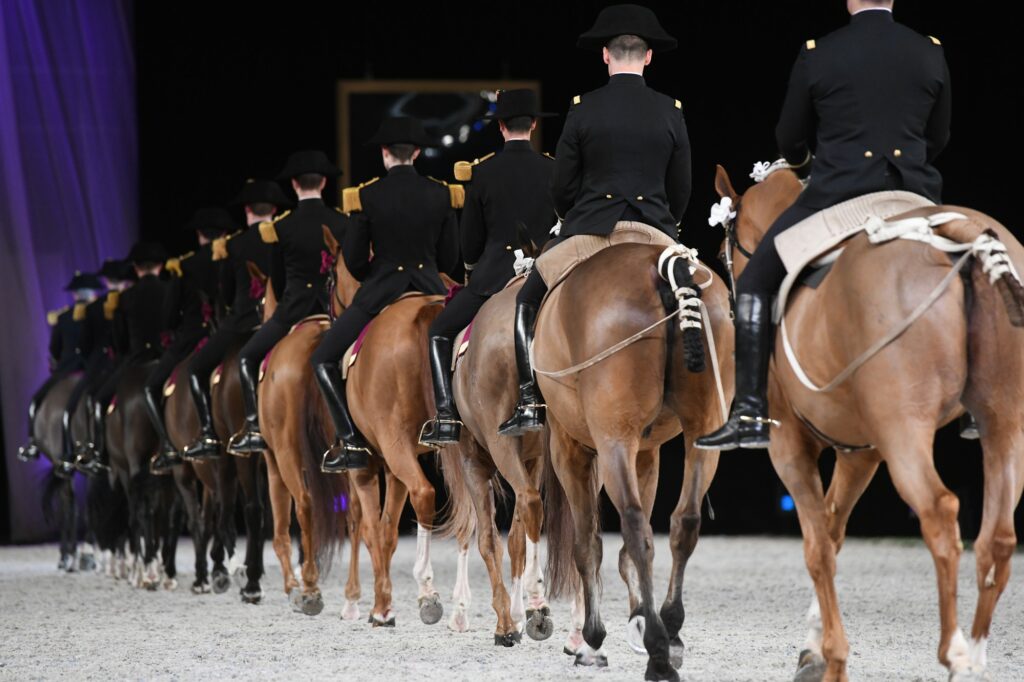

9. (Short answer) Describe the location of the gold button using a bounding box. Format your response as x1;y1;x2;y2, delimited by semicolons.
636;196;643;201
397;265;404;272
505;245;512;251
306;282;312;288
417;263;423;269
864;151;873;158
893;149;902;157
606;194;612;199
145;342;151;348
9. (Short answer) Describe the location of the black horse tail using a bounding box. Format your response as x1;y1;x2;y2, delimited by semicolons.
542;432;590;599
657;253;706;374
41;469;65;526
302;379;348;577
87;474;128;551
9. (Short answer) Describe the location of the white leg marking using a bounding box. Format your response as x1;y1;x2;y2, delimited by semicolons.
524;538;546;609
509;577;525;632
969;636;988;670
803;597;823;654
947;628;972;674
413;523;436;598
563;582;586;654
447;546;472;632
574;643;609;667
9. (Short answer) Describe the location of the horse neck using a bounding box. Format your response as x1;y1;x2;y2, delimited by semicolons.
733;175;802;280
263;276;278;321
333;258;360;313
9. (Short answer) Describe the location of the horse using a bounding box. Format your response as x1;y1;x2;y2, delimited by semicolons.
106;360;183;590
713;162;1024;681
256;245;357;617
32;371;98;571
533;241;735;682
437;274;554;646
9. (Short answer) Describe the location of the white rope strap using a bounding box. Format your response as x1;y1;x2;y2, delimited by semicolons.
513;248;535;276
658;245;703;330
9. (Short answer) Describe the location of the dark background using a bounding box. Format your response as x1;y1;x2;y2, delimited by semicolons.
4;1;1014;542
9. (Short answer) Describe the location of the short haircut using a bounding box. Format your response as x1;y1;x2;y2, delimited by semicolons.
295;173;325;191
386;143;417;163
607;34;649;61
247;202;276;217
502;115;534;134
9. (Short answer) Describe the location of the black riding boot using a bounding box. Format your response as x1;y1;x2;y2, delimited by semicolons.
696;293;775;451
313;362;372;473
420;335;463;446
77;398;110;476
227;357;267;455
144;384;181;474
17;397;41;461
498;301;546;436
183;372;222;461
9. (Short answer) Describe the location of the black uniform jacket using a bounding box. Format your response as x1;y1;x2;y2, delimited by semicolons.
78;296;112;362
266;197;347;326
776;9;951;208
550;73;691;239
49;308;83;372
219;224;267;332
461;140;556;295
164;244;217;338
113;274;167;357
343;165;460;315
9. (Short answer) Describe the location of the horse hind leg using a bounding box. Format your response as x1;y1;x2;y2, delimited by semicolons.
620;447;660;659
341;477;362;620
264;455;299;597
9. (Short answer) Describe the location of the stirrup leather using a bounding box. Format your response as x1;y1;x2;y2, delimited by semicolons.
738;415;780;427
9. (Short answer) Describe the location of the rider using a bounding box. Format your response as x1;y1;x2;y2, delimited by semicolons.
77;242;169;474
182;180;290;460
228;151;346;455
419;89;557;446
696;0;951;451
499;4;691;436
147;208;230;474
313;115;460;472
18;271;104;467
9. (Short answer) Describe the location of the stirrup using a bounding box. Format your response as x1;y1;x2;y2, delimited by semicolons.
321;442;372;473
418;417;463;447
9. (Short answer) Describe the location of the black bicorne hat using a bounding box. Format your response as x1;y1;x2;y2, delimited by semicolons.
276;150;342;181
230;179;292;209
99;258;135;282
484;89;557;120
64;271;104;291
365;116;437;147
184;207;235;237
128;241;169;267
577;4;677;52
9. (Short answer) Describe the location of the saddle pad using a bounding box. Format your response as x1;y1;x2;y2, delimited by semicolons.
774;191;934;322
535;221;677;290
163;369;178;398
451;323;473;371
211;363;223;387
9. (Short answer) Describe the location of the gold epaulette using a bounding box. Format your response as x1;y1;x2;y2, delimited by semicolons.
427;176;465;209
165;258;183;277
342;177;380;214
104;291;120;321
212;231;238;261
259;210;290;244
543;152;555;161
929;35;941;46
47;306;69;326
73;302;87;322
806;39;816;50
572;95;581;105
453;152;495;182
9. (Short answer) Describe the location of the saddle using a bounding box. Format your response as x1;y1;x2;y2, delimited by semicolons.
340;292;432;379
258;314;332;383
773;191;935;322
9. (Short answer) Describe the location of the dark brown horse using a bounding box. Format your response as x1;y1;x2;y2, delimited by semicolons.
714;162;1024;681
533;242;734;682
438;277;553;646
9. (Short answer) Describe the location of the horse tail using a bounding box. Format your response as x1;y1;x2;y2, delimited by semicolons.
542;432;583;599
656;254;706;373
87;474;128;551
434;444;477;545
301;390;348;576
41;469;64;526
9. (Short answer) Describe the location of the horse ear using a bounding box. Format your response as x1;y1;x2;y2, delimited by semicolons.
715;164;739;201
246;260;267;282
322;224;340;255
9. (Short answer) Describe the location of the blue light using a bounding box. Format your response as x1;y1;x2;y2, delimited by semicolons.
780;494;795;512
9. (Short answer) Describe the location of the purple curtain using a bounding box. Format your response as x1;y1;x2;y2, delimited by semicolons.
0;0;136;542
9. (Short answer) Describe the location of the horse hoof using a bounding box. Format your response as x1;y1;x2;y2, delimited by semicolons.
144;580;159;592
949;668;991;682
793;649;827;682
212;571;231;594
626;615;647;654
79;554;97;572
418;594;443;625
241;586;263;605
447;608;470;633
525;610;554;641
340;599;360;621
574;644;608;668
494;632;518;647
668;635;684;670
644;658;681;682
191;580;211;595
371;612;396;628
299;592;325;617
525;605;550;620
163;578;178;591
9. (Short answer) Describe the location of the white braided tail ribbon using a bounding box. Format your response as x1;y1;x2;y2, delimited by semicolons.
750;159;792;183
512;248;535;276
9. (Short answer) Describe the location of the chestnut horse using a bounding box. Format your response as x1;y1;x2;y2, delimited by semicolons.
532;242;734;682
714;162;1024;681
438;277;553;646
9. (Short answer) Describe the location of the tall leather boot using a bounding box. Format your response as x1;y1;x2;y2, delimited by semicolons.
227;357;267;455
498;301;546;436
77;398;111;476
144;384;181;474
695;293;776;451
183;372;221;460
17;395;42;461
419;335;463;446
313;362;372;473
